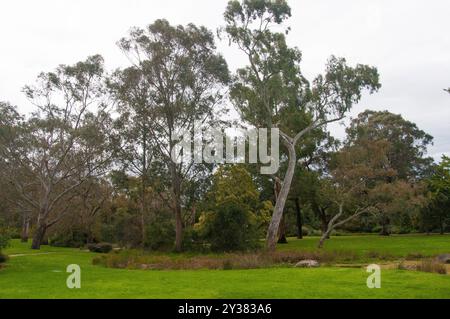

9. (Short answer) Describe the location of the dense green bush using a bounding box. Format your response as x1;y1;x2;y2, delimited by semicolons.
200;201;260;252
105;210;142;248
50;229;89;248
0;232;9;251
301;226;310;236
0;220;10;264
87;243;113;253
100;224;116;244
0;253;8;264
145;218;175;251
181;228;207;252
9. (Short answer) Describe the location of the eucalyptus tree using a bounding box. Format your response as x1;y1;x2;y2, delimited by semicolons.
108;67;160;246
0;103;29;240
0;56;113;249
117;19;229;251
223;0;380;251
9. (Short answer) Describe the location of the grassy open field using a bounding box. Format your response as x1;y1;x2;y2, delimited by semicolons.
280;234;450;257
1;235;449;299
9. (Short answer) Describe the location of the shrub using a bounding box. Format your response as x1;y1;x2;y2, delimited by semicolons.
0;253;8;264
371;225;382;234
299;226;323;237
309;229;322;237
301;227;310;236
0;220;11;262
145;218;175;251
102;209;142;248
390;225;412;235
100;224;116;244
87;243;113;253
50;230;88;248
199;201;260;252
331;230;347;236
181;228;208;252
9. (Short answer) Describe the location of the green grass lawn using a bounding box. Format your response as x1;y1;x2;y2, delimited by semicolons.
1;235;449;299
280;234;450;258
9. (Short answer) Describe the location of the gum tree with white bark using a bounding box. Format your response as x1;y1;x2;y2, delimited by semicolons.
223;0;381;251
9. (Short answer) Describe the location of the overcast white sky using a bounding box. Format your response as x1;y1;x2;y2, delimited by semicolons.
0;0;449;160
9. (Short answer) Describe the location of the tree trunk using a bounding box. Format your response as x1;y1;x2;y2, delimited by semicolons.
191;204;197;226
319;208;331;239
380;215;390;236
21;215;30;243
294;198;303;239
318;230;331;248
277;215;288;244
31;223;47;250
312;200;329;239
317;204;345;248
274;177;287;244
139;199;146;247
266;143;296;251
170;161;183;252
175;199;183;252
140;132;148;247
380;225;390;236
439;216;444;235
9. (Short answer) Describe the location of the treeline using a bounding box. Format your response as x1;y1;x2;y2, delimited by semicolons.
0;1;449;254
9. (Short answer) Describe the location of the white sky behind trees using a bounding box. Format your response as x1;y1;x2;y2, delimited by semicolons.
0;0;449;160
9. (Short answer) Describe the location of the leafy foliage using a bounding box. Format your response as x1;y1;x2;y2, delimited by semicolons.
424;156;450;233
196;165;270;251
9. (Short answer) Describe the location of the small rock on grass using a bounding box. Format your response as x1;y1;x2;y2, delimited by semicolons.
295;260;320;268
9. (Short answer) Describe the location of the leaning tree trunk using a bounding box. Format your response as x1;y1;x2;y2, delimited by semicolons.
274;177;287;244
318;204;343;248
318;229;332;248
319;209;330;239
294;198;303;239
266;143;297;251
31;223;47;250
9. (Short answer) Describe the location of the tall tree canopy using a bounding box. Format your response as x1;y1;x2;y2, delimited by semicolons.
345;110;434;180
0;56;113;249
116;19;230;251
223;0;380;250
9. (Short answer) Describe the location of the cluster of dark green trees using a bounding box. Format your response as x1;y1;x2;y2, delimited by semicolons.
0;1;448;254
